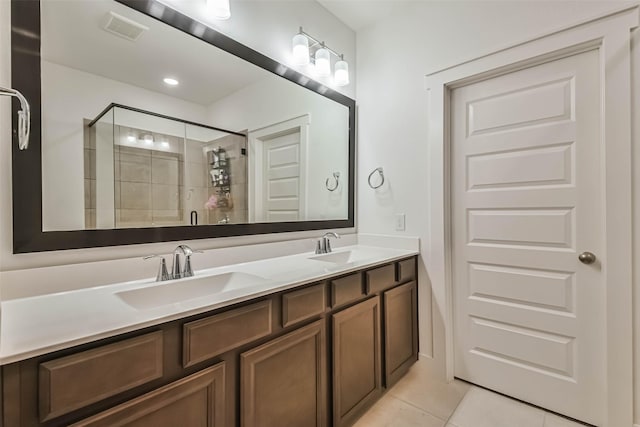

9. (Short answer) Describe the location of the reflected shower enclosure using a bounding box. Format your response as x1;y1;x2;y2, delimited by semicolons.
85;105;247;229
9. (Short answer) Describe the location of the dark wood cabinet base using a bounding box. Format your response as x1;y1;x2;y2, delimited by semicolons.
1;256;418;427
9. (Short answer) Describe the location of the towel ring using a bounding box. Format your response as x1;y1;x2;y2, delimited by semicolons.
326;172;340;192
368;167;384;189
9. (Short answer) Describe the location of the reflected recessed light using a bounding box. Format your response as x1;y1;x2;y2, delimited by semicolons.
163;77;179;86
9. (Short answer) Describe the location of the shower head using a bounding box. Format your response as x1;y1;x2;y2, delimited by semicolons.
0;86;30;150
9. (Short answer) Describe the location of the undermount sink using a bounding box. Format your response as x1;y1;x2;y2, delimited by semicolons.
117;272;268;310
308;249;378;265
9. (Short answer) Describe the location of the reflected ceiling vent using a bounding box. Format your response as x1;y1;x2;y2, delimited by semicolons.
103;11;149;42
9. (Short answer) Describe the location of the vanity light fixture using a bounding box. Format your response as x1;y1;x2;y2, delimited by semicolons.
207;0;231;20
334;55;349;86
127;133;136;143
291;27;350;86
163;77;179;86
315;45;331;77
143;134;154;145
292;33;310;65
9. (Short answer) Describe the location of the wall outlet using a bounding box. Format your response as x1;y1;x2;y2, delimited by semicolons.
395;213;406;231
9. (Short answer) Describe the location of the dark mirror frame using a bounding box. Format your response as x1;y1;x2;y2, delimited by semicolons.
11;0;356;254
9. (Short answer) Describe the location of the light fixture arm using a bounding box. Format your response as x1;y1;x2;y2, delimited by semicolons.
0;86;30;150
298;27;344;59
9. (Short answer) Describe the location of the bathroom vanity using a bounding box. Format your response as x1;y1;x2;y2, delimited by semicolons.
0;251;418;426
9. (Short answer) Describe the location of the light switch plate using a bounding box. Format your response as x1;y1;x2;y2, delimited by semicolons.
395;213;406;231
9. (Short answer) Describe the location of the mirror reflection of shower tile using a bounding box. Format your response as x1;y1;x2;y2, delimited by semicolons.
120;153;152;183
120;182;152;210
84;179;91;210
152;210;183;225
152;184;181;211
186;141;207;164
187;162;206;187
152;157;181;185
117;209;152;228
114;182;121;209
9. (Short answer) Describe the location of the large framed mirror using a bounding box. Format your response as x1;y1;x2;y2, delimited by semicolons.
11;0;355;253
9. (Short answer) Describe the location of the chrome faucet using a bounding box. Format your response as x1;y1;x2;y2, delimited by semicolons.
316;232;340;254
172;244;202;279
144;245;202;282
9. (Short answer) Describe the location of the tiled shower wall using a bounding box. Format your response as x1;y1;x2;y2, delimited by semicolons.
84;125;248;228
114;144;184;228
84;125;186;228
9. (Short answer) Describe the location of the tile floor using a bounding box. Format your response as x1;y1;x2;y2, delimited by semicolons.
353;359;586;427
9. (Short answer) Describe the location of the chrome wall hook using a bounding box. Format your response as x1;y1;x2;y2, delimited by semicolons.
326;172;340;191
0;86;30;150
368;167;384;189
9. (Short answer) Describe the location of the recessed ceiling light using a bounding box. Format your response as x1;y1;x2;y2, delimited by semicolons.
163;77;179;86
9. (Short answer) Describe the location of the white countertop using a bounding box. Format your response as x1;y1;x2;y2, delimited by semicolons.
0;244;417;365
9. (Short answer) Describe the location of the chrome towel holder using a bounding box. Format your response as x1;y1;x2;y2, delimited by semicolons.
326;172;340;191
0;86;30;150
368;167;384;189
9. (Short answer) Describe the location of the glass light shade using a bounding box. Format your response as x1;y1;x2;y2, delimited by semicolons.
315;47;331;77
334;59;349;86
207;0;231;20
292;34;310;65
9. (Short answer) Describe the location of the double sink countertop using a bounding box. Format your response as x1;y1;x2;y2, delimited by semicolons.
0;244;418;365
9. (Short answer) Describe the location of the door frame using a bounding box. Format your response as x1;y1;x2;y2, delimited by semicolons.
425;6;638;426
247;115;310;222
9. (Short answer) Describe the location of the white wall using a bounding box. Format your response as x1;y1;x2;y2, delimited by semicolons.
354;0;639;422
206;76;349;221
0;0;355;272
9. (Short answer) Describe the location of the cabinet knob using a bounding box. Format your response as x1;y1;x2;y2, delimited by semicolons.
578;251;596;265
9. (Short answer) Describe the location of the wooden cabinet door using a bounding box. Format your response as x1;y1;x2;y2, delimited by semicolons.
332;297;382;427
383;281;418;387
70;363;225;427
241;320;327;427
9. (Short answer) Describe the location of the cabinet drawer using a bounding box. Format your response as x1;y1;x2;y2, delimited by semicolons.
183;300;272;367
282;283;326;327
330;273;364;308
39;331;163;422
397;258;416;283
365;264;396;294
71;363;226;427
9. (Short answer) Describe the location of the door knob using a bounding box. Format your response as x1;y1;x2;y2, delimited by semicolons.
578;251;596;265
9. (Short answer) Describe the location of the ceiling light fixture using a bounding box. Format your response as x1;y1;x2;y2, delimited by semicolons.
163;77;179;86
291;27;350;86
207;0;231;20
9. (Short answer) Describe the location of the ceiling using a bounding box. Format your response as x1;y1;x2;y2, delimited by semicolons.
316;0;401;31
41;0;269;107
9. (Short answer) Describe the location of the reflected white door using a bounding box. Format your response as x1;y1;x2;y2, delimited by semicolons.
451;49;604;425
263;130;301;221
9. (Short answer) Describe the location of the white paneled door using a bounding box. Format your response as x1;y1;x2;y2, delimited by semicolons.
262;130;301;222
452;49;604;425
